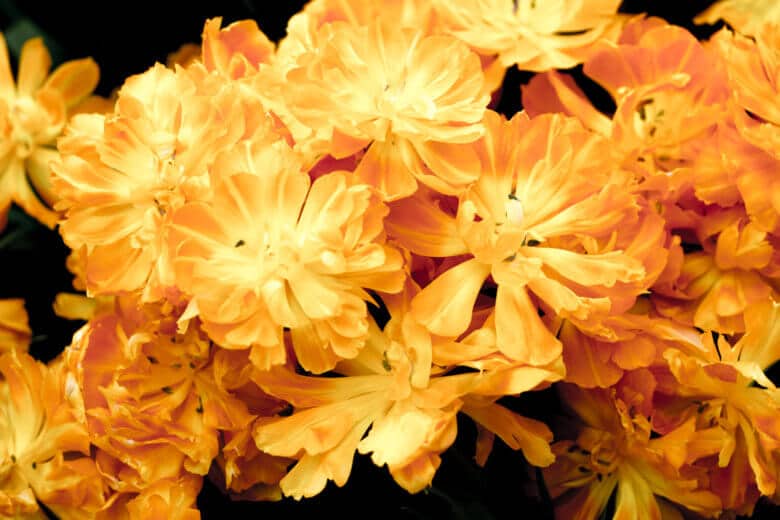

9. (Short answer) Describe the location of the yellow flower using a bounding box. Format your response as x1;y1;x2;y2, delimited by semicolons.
277;19;488;200
389;110;647;365
433;0;626;71
0;299;30;354
0;350;106;517
0;34;99;229
169;146;405;373
52;60;281;297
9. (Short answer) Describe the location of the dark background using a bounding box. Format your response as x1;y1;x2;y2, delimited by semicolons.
2;1;777;518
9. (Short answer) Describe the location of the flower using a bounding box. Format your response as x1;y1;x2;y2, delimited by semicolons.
388;110;647;365
432;0;626;71
652;211;780;334
252;307;561;499
544;382;722;519
0;34;100;230
169;145;404;373
0;350;106;517
51;60;280;297
63;296;263;497
653;300;780;509
277;19;488;200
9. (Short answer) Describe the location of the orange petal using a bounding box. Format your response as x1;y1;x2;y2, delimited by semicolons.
0;33;14;100
495;284;562;365
410;258;490;337
17;37;51;96
43;58;100;109
353;138;418;202
386;191;468;257
463;400;554;467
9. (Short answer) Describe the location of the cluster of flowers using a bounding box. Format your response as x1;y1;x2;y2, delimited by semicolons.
1;0;780;518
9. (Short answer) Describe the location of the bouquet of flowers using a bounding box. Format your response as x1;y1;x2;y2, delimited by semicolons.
2;0;780;518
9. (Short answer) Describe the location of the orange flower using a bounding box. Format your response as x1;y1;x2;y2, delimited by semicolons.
524;17;733;207
708;26;780;233
0;34;99;229
559;301;705;389
433;0;626;71
653;300;780;507
389;110;647;365
0;299;30;354
589;20;729;168
64;296;259;497
52;60;281;297
277;19;487;200
544;382;722;519
0;350;106;517
97;474;202;520
169;147;404;373
652;210;780;334
252;307;561;499
201;17;274;79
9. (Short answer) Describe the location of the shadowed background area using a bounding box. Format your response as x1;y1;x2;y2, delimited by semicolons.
1;1;778;518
